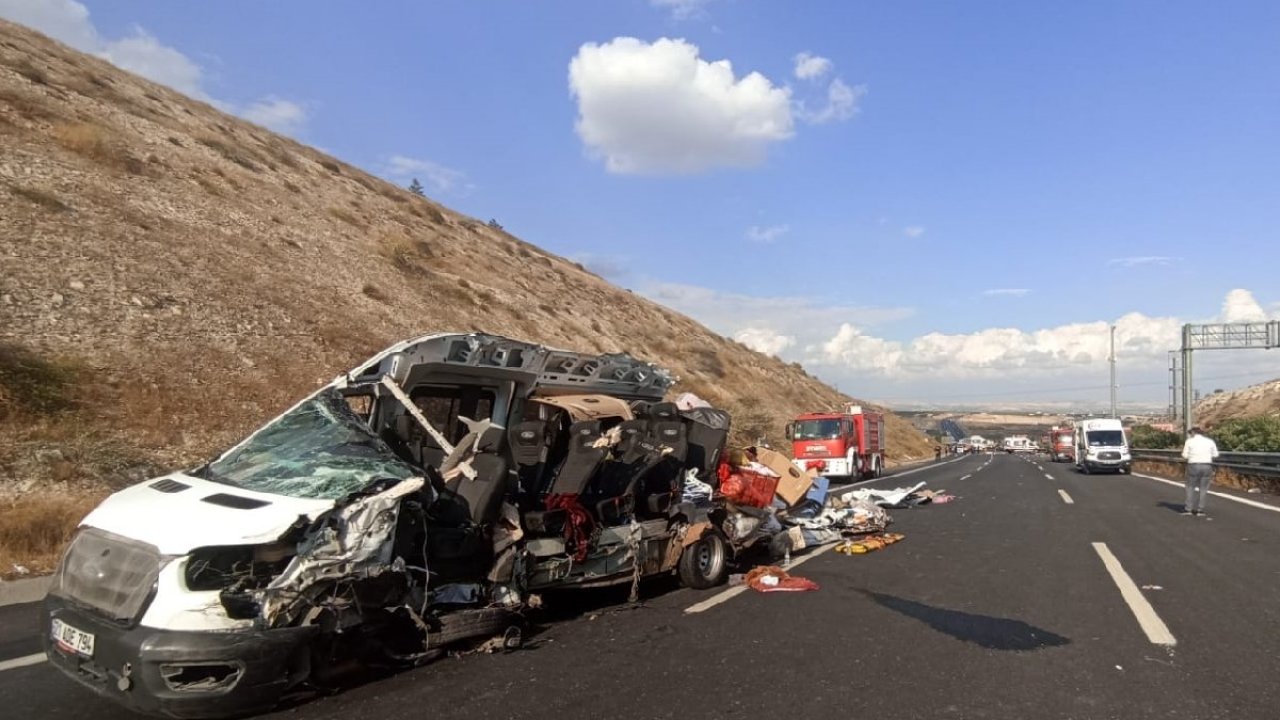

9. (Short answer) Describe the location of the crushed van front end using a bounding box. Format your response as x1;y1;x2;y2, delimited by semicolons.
43;594;316;719
41;527;317;718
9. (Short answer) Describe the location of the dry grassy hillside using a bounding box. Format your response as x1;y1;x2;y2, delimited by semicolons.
1196;379;1280;427
0;21;931;573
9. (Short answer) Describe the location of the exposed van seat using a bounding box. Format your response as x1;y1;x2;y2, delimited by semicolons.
637;402;688;515
680;407;731;485
543;421;607;496
442;426;509;525
509;420;550;497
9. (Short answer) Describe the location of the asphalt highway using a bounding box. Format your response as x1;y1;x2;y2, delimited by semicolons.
5;453;1279;719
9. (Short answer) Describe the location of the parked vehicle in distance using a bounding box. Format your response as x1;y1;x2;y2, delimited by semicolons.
1002;435;1034;453
42;333;734;718
785;404;886;480
1048;426;1075;463
1074;418;1131;474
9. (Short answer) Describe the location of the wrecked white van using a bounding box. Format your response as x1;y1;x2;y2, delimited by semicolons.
42;333;733;718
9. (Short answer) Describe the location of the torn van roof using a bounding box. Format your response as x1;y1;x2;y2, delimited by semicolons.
342;332;675;400
530;394;635;422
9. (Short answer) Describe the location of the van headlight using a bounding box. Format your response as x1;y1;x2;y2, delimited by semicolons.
54;528;164;624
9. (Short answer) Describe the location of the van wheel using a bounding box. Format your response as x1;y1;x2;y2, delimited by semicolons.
679;532;728;589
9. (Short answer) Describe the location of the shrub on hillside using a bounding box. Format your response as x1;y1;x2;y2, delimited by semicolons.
1130;425;1183;450
0;343;80;419
1212;416;1280;452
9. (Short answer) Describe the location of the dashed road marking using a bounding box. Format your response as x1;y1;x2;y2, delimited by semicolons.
1058;489;1075;504
1092;542;1176;646
1045;473;1055;480
960;474;972;481
0;653;45;673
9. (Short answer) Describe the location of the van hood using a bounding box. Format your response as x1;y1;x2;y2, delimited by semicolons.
81;473;336;555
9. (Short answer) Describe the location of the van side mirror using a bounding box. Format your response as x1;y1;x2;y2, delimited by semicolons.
784;423;794;441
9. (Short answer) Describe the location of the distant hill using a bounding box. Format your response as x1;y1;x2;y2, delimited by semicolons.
0;19;933;505
1196;379;1280;427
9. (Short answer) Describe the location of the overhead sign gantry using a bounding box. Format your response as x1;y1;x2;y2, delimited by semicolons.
1179;321;1280;432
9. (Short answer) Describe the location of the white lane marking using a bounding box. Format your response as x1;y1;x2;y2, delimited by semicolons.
684;543;838;614
960;474;972;481
1131;472;1280;514
1091;542;1176;646
0;653;45;672
1045;473;1055;480
1058;489;1075;504
827;457;965;494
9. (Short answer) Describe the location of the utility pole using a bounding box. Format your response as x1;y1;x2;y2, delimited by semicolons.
1181;325;1194;433
1109;325;1117;418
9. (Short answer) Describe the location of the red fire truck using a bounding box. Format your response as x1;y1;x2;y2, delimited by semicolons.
785;404;886;480
1048;426;1075;463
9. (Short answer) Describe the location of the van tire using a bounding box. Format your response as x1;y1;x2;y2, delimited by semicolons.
679;532;728;589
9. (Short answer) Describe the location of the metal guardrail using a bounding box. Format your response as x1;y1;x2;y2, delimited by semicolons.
1130;449;1280;477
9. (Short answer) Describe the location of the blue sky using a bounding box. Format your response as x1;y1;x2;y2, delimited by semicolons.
5;0;1278;408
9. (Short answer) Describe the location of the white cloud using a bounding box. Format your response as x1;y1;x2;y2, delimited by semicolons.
1221;288;1267;323
982;288;1031;297
649;0;715;20
640;280;914;347
809;313;1185;379
568;37;794;175
1108;256;1180;268
800;289;1280;405
815;324;905;373
745;224;789;243
99;26;206;99
793;52;833;81
734;327;795;357
240;96;307;134
0;0;96;52
903;226;925;238
796;78;865;125
641;278;1276;404
0;0;306;132
385;155;471;194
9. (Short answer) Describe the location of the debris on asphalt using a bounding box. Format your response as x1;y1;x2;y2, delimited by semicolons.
744;565;820;593
835;532;906;555
843;482;927;508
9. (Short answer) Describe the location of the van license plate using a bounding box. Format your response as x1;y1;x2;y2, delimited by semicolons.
51;618;95;657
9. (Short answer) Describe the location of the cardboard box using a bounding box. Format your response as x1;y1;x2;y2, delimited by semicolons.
751;446;814;506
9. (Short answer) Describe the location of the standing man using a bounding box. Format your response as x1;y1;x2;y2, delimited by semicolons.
1181;426;1220;516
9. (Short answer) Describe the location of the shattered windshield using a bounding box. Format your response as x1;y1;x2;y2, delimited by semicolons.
1087;430;1125;447
795;419;842;440
205;389;417;500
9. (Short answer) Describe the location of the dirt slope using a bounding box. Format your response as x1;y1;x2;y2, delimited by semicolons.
0;19;931;522
1195;379;1280;427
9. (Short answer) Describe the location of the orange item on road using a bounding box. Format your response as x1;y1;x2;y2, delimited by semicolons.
744;565;821;592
